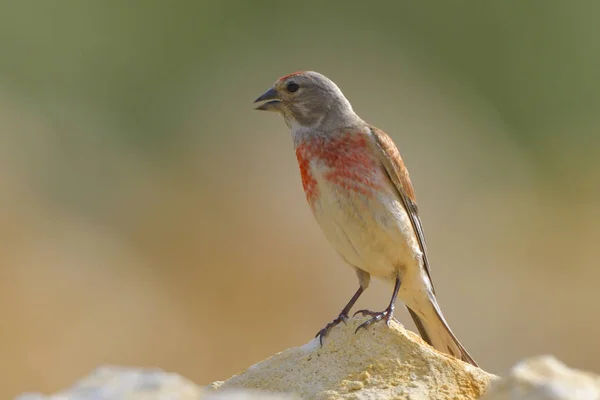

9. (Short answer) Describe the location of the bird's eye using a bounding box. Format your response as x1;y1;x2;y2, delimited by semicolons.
286;82;299;93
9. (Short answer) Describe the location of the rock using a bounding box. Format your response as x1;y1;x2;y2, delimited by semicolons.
15;366;295;400
15;366;203;400
204;390;299;400
16;316;498;399
212;315;495;399
481;355;600;400
17;319;600;400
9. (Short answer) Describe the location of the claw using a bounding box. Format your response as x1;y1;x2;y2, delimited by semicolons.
353;309;380;318
315;314;348;346
354;306;396;333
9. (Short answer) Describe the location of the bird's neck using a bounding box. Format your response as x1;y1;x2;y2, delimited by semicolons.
290;112;363;148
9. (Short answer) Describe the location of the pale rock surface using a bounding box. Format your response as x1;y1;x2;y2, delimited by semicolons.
16;366;203;400
16;366;295;400
212;315;495;399
482;355;600;400
23;318;600;400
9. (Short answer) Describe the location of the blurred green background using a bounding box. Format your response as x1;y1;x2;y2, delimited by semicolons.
1;1;599;398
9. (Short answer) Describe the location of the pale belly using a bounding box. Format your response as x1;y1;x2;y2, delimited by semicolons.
310;168;423;281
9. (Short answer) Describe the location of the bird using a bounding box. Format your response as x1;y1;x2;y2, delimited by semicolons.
253;71;478;367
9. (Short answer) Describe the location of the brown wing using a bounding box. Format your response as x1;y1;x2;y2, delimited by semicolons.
369;125;435;294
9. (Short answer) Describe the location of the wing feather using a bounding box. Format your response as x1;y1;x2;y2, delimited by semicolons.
369;126;435;293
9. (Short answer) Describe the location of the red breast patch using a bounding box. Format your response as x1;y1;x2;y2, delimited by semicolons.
295;132;382;207
295;144;318;204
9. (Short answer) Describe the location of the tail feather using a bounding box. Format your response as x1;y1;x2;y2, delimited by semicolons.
406;298;478;367
407;308;433;346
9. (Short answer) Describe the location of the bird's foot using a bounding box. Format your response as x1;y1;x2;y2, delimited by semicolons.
353;306;396;333
315;313;348;346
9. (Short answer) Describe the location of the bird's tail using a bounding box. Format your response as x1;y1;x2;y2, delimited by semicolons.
407;295;478;367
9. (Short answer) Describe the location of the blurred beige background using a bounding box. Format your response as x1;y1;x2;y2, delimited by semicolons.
1;1;599;398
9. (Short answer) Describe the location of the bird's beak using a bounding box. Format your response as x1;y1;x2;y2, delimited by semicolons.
254;87;281;112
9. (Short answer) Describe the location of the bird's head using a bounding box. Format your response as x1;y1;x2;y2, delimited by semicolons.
254;71;358;129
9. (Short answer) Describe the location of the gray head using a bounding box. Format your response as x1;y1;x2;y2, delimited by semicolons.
254;71;359;129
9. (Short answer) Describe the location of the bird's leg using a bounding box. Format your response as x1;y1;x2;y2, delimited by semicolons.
354;277;401;332
315;286;365;346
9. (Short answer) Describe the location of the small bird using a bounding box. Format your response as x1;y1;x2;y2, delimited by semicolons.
254;71;477;366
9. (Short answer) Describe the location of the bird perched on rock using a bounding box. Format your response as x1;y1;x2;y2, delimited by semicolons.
254;71;477;366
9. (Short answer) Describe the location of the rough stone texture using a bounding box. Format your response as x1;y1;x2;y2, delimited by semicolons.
15;366;203;400
213;315;495;399
22;319;600;399
204;390;299;400
482;355;600;400
15;366;296;400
